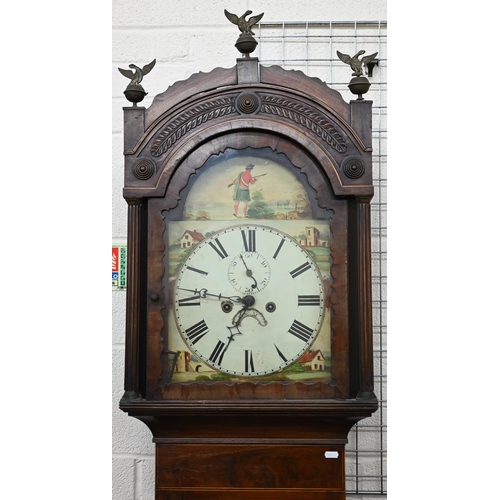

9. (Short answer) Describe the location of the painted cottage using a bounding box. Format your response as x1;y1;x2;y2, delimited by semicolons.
298;349;326;371
180;230;205;248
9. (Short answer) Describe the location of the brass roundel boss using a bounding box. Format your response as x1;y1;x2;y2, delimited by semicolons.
132;158;156;180
341;156;365;179
236;92;261;114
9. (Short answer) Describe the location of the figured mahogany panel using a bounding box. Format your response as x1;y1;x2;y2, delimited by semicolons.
156;444;344;489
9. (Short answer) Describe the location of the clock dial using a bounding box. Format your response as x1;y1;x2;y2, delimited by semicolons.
174;225;325;377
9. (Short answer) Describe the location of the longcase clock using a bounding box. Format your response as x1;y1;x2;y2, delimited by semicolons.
119;15;378;499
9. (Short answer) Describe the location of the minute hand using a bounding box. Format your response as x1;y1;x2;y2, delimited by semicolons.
178;287;242;303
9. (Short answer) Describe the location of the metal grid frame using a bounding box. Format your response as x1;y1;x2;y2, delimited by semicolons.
256;21;387;497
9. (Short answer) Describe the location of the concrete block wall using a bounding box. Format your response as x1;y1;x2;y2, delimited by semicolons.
112;1;387;499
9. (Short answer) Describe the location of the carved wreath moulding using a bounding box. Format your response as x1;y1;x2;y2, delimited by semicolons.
149;91;349;159
150;95;239;158
257;94;347;154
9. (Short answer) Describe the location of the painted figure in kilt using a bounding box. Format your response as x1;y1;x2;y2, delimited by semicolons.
229;164;258;218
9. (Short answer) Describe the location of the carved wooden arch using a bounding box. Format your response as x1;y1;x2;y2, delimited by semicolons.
122;65;373;200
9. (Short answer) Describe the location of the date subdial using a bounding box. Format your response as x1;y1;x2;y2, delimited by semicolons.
227;252;271;295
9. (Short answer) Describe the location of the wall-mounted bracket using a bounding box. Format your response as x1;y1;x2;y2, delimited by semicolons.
366;59;379;77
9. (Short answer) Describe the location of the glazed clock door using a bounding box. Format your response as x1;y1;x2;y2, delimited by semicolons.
144;141;352;400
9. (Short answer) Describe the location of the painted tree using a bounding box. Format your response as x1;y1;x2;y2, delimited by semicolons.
292;185;312;217
247;191;274;219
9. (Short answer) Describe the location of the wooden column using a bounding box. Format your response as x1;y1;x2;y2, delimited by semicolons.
123;197;143;399
356;198;375;398
350;197;376;400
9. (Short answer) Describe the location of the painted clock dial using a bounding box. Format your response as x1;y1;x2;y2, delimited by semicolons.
174;224;325;377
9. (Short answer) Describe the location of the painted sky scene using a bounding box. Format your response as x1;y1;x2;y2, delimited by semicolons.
183;152;313;221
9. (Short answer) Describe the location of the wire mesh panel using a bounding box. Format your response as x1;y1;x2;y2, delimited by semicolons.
256;21;387;498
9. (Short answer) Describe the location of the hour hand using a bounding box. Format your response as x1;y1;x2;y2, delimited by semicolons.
178;287;242;303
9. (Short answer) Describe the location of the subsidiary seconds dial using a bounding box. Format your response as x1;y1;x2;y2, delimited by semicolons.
174;225;325;377
228;251;271;295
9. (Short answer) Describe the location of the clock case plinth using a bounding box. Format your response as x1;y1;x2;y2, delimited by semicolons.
120;57;378;499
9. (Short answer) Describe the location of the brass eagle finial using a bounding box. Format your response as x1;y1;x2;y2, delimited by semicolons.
224;9;264;35
337;50;378;77
118;59;156;105
118;59;156;86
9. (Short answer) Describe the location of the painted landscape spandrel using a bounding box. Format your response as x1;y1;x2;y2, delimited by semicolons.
183;152;313;221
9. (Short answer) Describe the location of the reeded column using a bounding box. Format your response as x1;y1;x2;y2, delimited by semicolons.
123;197;143;399
355;197;376;399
